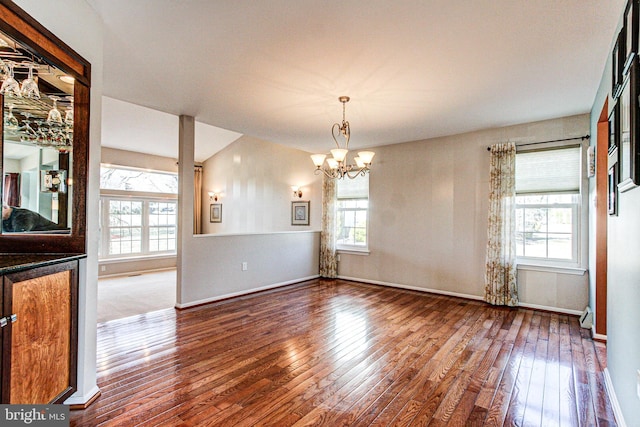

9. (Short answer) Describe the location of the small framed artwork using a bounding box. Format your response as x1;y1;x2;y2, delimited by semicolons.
613;31;622;98
291;201;310;226
609;146;619;215
618;61;639;192
624;0;637;75
609;101;618;153
210;203;222;223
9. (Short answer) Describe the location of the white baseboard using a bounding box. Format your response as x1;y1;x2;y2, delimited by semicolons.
64;385;100;407
591;329;608;342
517;302;582;316
338;276;583;316
337;275;484;302
603;368;627;427
99;266;176;279
175;275;320;309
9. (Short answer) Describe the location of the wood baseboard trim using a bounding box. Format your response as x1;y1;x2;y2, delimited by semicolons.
69;389;101;410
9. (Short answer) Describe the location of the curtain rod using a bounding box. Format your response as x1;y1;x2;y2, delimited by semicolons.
486;135;590;151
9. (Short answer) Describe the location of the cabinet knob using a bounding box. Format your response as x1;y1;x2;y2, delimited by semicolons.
9;314;17;323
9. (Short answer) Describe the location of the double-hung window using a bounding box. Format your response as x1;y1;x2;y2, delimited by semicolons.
514;146;581;266
336;174;369;251
99;165;178;259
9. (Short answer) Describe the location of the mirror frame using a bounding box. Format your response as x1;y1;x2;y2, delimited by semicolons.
0;2;90;254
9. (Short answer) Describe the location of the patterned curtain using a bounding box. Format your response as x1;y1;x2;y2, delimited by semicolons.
319;174;337;278
193;166;202;234
485;142;518;306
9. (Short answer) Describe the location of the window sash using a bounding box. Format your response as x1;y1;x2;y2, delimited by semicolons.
100;196;177;259
515;198;579;263
336;197;368;249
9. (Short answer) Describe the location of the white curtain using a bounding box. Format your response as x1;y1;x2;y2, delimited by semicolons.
484;142;518;306
193;166;202;234
319;175;337;278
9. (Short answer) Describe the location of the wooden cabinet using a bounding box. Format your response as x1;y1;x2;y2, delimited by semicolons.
1;259;79;404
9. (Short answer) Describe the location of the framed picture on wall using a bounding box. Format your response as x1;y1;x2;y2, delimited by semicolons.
210;203;222;223
291;201;310;226
609;102;618;153
624;0;637;74
613;31;623;97
609;155;619;216
618;60;640;192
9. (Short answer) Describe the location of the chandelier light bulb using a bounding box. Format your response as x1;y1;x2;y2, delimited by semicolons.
330;148;348;163
326;158;339;169
310;153;327;167
357;151;375;165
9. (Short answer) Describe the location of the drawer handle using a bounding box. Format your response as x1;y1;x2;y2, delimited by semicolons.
0;317;6;328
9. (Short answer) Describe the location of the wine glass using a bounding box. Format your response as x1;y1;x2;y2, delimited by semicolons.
64;97;73;125
20;63;40;99
0;62;21;97
47;96;63;125
4;103;19;131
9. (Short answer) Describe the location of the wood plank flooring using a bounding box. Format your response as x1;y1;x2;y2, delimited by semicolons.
70;279;616;426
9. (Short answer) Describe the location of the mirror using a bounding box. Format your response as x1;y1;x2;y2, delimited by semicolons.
0;2;90;253
1;46;74;234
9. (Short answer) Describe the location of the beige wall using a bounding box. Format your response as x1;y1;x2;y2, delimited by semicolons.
201;135;322;234
338;113;590;313
101;146;178;172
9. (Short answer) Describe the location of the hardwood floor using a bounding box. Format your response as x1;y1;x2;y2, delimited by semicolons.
70;279;616;426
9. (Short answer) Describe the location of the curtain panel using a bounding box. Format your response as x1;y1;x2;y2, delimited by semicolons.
319;175;337;278
484;142;518;306
193;166;202;234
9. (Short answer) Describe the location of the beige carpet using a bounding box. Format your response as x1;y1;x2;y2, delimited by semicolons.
97;269;176;323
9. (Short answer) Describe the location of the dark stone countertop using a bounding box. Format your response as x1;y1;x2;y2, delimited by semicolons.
0;253;86;274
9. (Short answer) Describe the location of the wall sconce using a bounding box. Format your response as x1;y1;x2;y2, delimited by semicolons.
291;186;303;199
208;191;219;202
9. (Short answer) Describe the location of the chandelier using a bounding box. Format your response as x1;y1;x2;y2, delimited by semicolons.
310;96;375;179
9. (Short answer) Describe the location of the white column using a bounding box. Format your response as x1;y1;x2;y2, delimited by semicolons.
177;115;195;307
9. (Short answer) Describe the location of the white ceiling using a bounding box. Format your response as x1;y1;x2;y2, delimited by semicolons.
88;0;626;156
101;97;242;162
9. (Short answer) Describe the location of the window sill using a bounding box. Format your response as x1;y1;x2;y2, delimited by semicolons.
99;253;177;264
337;248;370;256
516;263;586;276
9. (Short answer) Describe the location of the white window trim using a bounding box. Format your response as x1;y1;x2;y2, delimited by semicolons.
515;198;580;267
513;141;587;271
99;195;177;261
336;197;369;251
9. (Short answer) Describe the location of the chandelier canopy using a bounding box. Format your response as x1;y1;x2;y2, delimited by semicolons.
310;96;375;179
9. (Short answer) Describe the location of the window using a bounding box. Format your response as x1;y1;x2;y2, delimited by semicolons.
336;174;369;250
99;165;177;260
101;197;177;258
515;146;581;265
100;165;178;194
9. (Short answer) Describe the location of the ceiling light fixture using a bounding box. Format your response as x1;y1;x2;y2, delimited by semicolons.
310;96;375;179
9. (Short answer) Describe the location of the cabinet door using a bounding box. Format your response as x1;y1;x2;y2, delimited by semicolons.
2;261;78;404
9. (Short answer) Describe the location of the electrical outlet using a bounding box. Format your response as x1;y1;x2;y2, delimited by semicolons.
337;254;341;262
242;262;248;271
100;265;106;272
